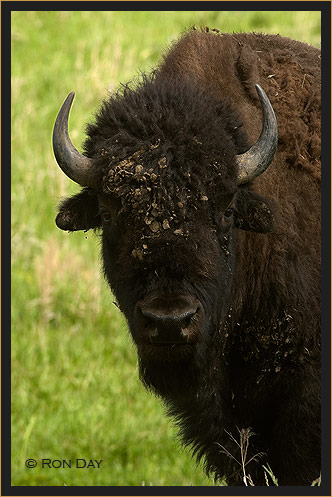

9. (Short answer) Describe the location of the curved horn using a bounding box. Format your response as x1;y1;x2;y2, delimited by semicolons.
53;92;97;188
236;84;278;185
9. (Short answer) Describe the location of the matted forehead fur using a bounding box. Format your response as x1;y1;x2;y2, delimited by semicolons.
83;74;249;238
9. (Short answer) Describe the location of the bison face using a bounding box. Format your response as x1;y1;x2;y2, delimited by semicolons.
97;175;273;395
54;79;276;396
97;188;234;397
56;176;273;397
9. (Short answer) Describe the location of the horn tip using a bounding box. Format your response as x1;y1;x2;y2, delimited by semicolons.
255;84;264;97
66;91;76;105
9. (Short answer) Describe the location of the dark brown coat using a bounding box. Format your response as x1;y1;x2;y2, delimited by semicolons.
55;29;321;485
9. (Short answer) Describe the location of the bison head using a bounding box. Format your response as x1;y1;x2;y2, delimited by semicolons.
53;76;277;397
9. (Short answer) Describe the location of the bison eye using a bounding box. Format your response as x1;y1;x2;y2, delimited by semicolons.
224;207;234;218
100;208;112;224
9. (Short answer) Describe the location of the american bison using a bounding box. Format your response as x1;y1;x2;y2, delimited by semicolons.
53;29;321;485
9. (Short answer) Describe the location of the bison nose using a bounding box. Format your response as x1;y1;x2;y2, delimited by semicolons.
141;307;197;328
137;296;202;344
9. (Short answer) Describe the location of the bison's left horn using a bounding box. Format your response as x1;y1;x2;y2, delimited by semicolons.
53;92;98;188
236;84;278;185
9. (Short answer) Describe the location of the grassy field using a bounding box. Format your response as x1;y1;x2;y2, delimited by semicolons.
11;10;320;487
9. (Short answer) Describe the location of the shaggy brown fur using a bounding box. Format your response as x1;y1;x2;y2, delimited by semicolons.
55;29;321;486
158;29;321;180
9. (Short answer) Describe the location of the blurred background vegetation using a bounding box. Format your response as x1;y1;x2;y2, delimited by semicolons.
11;10;320;486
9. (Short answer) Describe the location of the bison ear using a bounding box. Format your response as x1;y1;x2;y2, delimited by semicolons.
56;188;101;231
234;190;274;233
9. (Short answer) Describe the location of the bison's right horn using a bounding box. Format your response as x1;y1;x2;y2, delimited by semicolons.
236;84;278;185
53;92;97;188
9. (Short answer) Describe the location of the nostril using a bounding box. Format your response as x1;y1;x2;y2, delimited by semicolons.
181;309;197;327
139;307;161;323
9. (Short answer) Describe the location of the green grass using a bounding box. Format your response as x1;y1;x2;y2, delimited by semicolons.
11;10;320;486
